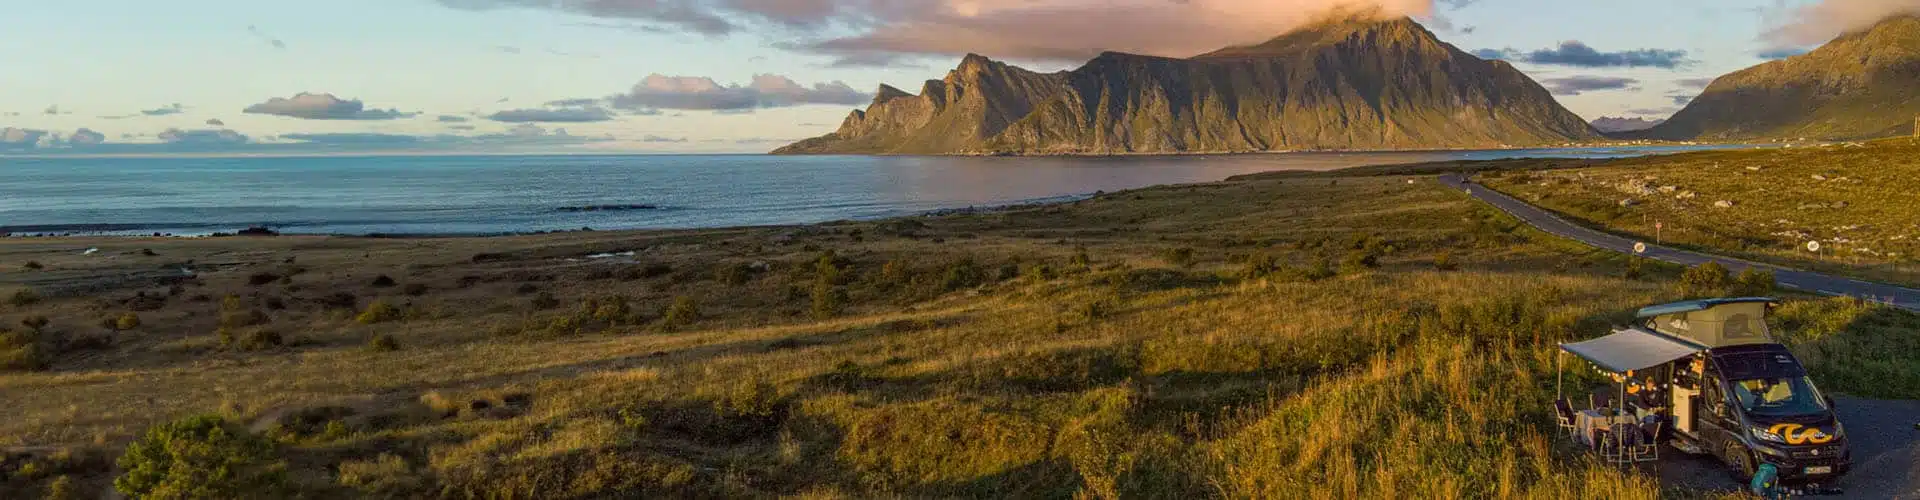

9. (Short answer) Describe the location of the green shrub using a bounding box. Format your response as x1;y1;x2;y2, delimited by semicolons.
940;259;985;291
1678;261;1732;297
878;259;912;289
23;261;44;270
217;295;268;329
660;297;700;330
1735;268;1777;296
0;328;53;371
715;263;754;286
1433;252;1457;271
7;288;39;307
1339;249;1380;273
114;415;286;499
220;327;283;351
114;312;142;331
811;282;848;319
336;453;421;496
530;292;561;310
1240;254;1281;280
1160;247;1196;268
355;300;402;324
1624;256;1646;280
367;334;400;352
45;475;79;500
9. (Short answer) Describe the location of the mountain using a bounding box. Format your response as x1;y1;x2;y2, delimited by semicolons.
1643;15;1920;141
1591;116;1666;133
775;17;1599;155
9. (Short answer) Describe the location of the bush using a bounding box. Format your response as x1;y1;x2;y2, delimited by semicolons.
367;334;400;352
246;273;281;286
1735;268;1777;296
114;415;286;499
1240;254;1281;280
622;263;674;281
370;275;397;288
940;259;985;291
220;328;282;351
1339;249;1380;273
355;300;402;324
1679;261;1732;297
715;263;754;286
660;297;700;330
530;292;561;310
1;328;53;371
1160;247;1196;268
113;312;142;331
336;453;420;496
402;283;430;296
217;296;268;329
1433;252;1456;271
23;261;45;270
811;282;848;319
8;288;40;307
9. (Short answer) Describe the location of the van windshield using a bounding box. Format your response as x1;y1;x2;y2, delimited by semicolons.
1731;377;1828;417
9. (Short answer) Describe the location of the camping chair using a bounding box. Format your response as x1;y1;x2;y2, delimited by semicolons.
1553;399;1578;436
1631;421;1662;462
1601;422;1641;464
1591;394;1611;415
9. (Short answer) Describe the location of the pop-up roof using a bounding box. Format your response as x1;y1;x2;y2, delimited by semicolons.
1637;297;1778;348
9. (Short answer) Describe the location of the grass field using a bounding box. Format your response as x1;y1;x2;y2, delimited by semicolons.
2;173;1914;498
1477;138;1920;288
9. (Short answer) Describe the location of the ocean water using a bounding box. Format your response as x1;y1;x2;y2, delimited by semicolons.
0;146;1732;236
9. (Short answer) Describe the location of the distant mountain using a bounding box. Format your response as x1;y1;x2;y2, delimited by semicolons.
775;17;1598;155
1591;116;1666;133
1643;15;1920;141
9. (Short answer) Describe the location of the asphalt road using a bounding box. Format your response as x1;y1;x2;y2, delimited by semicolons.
1440;174;1920;313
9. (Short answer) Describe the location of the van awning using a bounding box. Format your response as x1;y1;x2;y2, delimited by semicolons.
1560;327;1705;373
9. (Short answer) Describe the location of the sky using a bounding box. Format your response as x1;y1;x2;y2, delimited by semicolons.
0;0;1909;155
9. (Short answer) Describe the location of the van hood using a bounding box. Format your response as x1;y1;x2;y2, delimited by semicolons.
1749;414;1841;446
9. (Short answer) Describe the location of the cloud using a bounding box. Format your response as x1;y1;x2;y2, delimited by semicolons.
206;118;226;126
1;128;49;149
1628;107;1681;116
1540;76;1639;96
44;105;66;115
143;103;186;116
1474;41;1691;68
436;115;471;123
1757;47;1810;60
281;133;423;145
608;74;868;110
248;25;287;49
493;45;522;54
448;124;477;130
641;135;687;143
439;0;1442;64
1669;94;1695;106
243;93;419;120
486;106;616;123
1764;0;1920;47
159;128;250;145
69;128;106;146
1675;78;1715;89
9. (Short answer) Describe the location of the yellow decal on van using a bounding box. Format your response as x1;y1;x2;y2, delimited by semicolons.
1768;423;1835;445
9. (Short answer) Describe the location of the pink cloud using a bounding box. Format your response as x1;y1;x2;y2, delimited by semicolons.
1764;0;1920;47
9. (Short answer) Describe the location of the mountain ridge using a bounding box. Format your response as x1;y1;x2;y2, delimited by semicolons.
1641;15;1920;141
775;17;1600;155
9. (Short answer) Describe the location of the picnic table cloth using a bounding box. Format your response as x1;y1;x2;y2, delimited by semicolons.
1573;409;1638;448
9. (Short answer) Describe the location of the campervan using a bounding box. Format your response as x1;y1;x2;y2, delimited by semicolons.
1637;298;1850;482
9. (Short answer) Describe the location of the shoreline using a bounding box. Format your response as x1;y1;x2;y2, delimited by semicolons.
0;143;1763;241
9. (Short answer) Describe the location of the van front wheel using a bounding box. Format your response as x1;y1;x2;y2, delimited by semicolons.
1724;442;1757;482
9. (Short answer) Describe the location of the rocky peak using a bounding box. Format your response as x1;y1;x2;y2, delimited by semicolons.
1196;16;1438;59
872;84;912;105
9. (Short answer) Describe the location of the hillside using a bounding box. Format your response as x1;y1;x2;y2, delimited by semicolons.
776;17;1598;155
1644;16;1920;141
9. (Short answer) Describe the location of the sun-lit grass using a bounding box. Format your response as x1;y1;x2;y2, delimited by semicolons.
0;173;1909;497
1479;137;1920;286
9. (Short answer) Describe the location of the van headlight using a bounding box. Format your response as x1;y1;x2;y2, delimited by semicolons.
1751;426;1788;444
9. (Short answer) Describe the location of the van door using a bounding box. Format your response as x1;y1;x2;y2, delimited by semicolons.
1697;366;1739;452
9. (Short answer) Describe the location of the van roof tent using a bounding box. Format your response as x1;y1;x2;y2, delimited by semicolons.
1635;297;1779;318
1560;327;1706;374
1637;297;1779;348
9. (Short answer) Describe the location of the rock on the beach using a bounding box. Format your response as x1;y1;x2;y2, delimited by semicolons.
1619;198;1640;208
1714;200;1735;209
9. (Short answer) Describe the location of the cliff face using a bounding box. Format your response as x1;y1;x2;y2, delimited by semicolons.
775;17;1599;155
1644;16;1920;141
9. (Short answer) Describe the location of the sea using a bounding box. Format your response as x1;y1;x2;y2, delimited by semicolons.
0;146;1737;236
